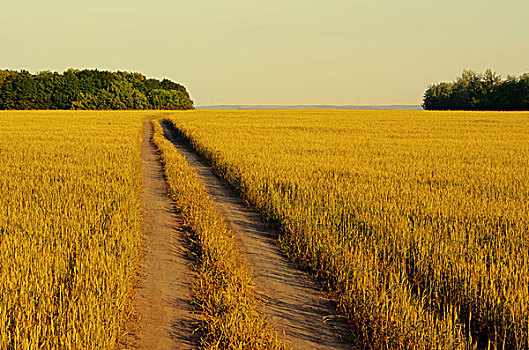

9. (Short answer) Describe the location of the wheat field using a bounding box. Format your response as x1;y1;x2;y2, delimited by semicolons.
0;111;145;349
166;110;529;349
0;111;284;349
2;109;528;349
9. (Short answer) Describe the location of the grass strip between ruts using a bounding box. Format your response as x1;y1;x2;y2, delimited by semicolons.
151;120;286;349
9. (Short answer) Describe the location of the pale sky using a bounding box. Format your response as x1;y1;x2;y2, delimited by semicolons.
1;0;528;106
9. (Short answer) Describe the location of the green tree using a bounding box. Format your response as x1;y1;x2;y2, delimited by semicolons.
0;68;194;110
423;69;529;111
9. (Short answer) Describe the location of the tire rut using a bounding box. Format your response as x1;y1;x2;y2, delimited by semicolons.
161;120;351;350
122;122;198;349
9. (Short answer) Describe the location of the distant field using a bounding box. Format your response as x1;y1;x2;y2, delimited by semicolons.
197;104;422;111
0;111;145;348
167;110;529;349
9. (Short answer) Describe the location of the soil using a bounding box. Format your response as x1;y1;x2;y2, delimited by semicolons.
161;121;351;350
121;122;198;349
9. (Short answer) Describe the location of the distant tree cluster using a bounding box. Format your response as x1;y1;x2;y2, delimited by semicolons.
423;69;529;110
0;69;194;110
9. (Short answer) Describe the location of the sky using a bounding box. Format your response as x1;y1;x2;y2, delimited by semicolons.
1;0;528;106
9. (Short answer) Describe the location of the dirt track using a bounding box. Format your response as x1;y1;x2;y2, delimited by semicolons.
123;122;198;349
161;120;350;350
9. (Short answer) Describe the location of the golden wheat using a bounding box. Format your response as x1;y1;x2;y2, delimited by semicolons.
166;109;529;349
0;111;145;349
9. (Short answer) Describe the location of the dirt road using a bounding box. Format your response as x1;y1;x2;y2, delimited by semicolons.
161;120;350;350
124;122;198;349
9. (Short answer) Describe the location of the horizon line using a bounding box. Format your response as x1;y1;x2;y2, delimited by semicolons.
196;104;423;111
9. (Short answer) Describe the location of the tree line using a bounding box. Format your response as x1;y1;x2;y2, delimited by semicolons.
423;69;529;110
0;69;194;110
